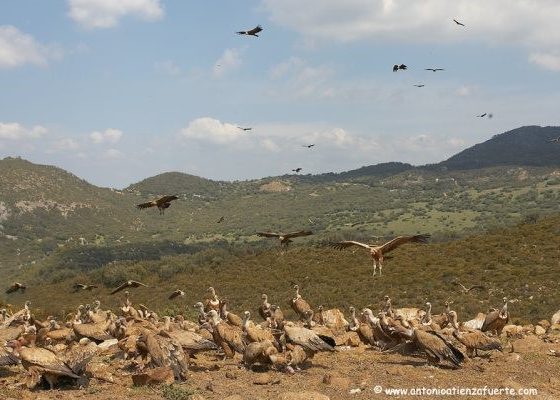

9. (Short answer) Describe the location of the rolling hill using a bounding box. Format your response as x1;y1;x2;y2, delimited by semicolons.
0;125;559;280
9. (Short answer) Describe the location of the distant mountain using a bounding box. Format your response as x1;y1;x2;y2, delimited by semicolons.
126;171;229;198
434;126;560;170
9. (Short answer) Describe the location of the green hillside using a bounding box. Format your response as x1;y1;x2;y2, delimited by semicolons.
4;214;559;326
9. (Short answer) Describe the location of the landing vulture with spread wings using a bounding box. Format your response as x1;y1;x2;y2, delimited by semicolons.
110;280;148;295
329;234;430;276
236;25;263;37
257;230;313;246
136;195;179;215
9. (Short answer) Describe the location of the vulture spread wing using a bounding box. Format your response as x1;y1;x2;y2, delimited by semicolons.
257;232;281;238
136;201;156;209
284;230;313;240
329;241;371;251
378;234;430;253
247;25;263;35
156;195;179;205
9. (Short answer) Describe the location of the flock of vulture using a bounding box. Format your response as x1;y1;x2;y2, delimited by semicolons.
1;284;560;391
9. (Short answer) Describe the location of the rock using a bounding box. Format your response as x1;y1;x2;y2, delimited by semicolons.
522;324;535;333
278;392;330;400
349;388;361;394
253;373;280;385
335;331;361;347
86;362;115;383
131;366;174;386
537;320;551;330
225;371;237;379
535;325;546;335
511;335;549;353
502;325;523;338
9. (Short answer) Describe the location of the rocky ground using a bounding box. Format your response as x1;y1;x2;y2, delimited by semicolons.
1;335;559;400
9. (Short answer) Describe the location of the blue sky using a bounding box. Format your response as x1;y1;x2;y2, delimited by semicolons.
1;0;559;188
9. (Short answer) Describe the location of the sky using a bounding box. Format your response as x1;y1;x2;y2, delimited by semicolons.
1;0;559;188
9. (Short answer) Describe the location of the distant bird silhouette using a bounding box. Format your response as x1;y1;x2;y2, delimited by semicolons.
6;282;26;294
549;136;560;143
453;19;465;26
292;168;302;173
237;127;252;131
303;144;315;148
425;68;444;72
110;280;148;295
236;25;262;37
477;113;493;119
257;230;313;247
413;84;425;87
137;195;179;215
453;281;485;294
393;64;407;72
217;216;225;223
73;283;98;292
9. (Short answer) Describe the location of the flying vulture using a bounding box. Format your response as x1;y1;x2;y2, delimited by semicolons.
549;137;560;143
6;282;26;294
453;19;465;26
217;216;225;223
302;144;315;148
413;84;425;87
453;281;485;294
169;290;186;300
329;234;430;276
237;126;252;131
136;195;179;215
110;280;148;295
72;284;98;292
425;68;445;72
257;230;313;247
236;25;263;37
393;64;407;72
292;168;302;173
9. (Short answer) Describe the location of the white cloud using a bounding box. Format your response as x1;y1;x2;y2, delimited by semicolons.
155;60;181;76
0;122;47;140
90;128;123;144
260;138;280;152
213;48;243;77
0;25;59;68
261;0;560;49
181;117;244;144
529;52;560;71
68;0;164;29
102;148;124;159
455;85;474;97
51;138;80;151
267;57;334;99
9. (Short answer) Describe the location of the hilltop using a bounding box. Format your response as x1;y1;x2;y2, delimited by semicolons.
0;125;559;280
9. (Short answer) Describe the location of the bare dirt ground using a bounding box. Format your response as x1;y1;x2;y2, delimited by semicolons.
1;336;559;400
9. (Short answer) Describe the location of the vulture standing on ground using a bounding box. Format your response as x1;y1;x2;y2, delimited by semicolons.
7;337;81;389
136;195;179;215
481;297;509;335
259;294;272;320
110;280;148;295
329;234;430;275
448;311;502;357
6;282;26;294
207;310;246;358
290;285;312;320
396;326;465;368
257;230;313;247
236;25;263;37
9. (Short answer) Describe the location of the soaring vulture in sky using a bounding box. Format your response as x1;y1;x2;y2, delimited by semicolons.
292;168;303;173
136;195;179;215
236;25;263;37
393;64;407;72
257;230;313;246
453;19;465;26
329;234;430;276
425;68;445;72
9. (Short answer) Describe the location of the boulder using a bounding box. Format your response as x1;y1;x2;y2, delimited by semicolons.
132;366;174;386
535;325;546;336
511;335;548;354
